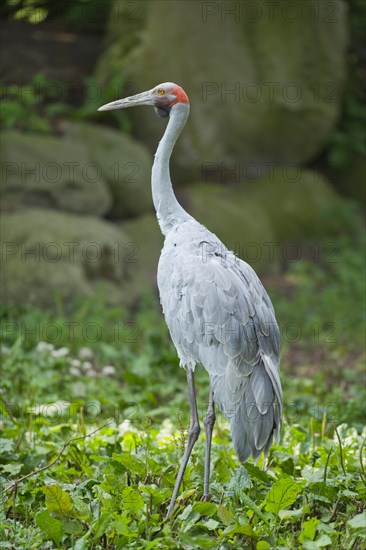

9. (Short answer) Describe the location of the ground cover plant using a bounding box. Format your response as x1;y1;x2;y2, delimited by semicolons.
1;238;365;549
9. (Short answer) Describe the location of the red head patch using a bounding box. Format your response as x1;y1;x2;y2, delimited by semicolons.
170;84;189;105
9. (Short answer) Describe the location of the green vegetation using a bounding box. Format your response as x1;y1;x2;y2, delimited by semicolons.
0;73;131;134
1;1;365;547
2;0;113;32
1;237;365;549
327;0;366;172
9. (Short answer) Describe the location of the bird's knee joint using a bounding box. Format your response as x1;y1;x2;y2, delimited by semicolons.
188;423;200;440
204;411;216;429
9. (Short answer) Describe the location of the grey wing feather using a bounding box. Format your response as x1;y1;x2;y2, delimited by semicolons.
158;223;282;462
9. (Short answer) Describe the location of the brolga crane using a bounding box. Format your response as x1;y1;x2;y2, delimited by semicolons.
98;83;282;518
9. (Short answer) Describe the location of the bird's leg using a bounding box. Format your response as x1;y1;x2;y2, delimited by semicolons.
166;368;200;519
202;388;215;500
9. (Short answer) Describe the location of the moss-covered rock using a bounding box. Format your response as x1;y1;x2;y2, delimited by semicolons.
1;124;154;220
1;208;147;309
330;154;366;208
64;122;153;219
2;172;358;310
1;131;112;215
180;183;273;272
181;167;359;271
96;0;348;181
121;213;164;292
243;166;359;241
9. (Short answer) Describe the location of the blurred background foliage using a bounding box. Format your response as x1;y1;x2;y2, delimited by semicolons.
1;0;114;30
1;0;364;410
0;1;365;547
1;0;365;308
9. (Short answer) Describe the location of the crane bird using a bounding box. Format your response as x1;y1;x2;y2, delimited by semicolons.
98;83;282;518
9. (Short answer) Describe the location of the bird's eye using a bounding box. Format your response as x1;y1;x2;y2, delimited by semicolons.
157;89;165;95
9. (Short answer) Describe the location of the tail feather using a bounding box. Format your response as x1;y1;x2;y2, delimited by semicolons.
211;359;282;462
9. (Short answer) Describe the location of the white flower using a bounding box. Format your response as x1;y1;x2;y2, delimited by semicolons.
86;369;98;378
78;347;94;361
70;358;81;368
155;418;175;447
81;361;93;371
102;365;116;376
51;347;69;358
35;341;54;353
70;367;81;376
118;419;136;436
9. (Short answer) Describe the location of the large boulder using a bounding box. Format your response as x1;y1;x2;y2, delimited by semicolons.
1;124;154;220
121;213;164;291
1;131;112;216
1;168;360;310
121;167;358;282
180;167;359;271
330;154;366;208
242;166;359;242
180;183;273;272
64;122;153;219
0;208;147;309
96;0;348;181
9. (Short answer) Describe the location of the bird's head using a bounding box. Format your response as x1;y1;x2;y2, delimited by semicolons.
98;82;189;118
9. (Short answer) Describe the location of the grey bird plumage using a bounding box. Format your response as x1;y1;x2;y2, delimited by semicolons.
98;82;283;517
158;218;282;462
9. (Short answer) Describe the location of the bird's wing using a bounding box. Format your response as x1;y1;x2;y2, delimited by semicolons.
159;228;282;461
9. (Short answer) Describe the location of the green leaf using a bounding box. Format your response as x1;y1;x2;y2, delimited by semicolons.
299;517;320;542
217;504;234;526
0;463;22;475
93;485;112;509
264;476;302;514
35;510;63;545
192;501;217;516
121;486;144;513
72;496;91;520
63;519;84;535
180;532;218;548
228;523;255;537
182;510;201;532
112;517;134;536
257;541;271;550
240;492;271;530
302;534;332;548
201;518;219;530
74;532;91;550
315;534;333;547
308;482;337;502
0;439;13;453
226;465;252;497
348;511;366;531
178;504;193;520
244;462;274;483
43;484;74;517
94;513;111;539
278;507;304;521
112;453;146;476
301;466;323;483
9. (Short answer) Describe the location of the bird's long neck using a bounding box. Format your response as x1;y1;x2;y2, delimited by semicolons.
152;103;192;236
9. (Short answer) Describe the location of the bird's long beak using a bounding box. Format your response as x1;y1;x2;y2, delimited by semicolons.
98;89;153;111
